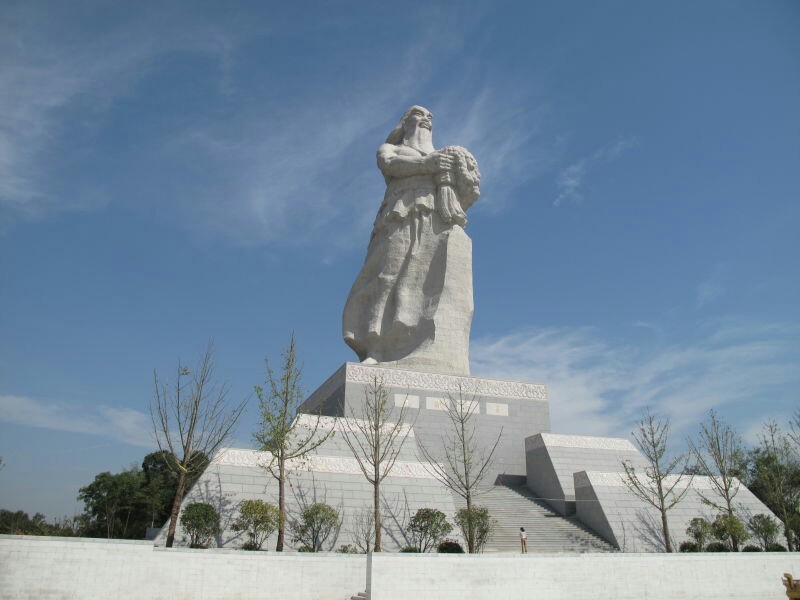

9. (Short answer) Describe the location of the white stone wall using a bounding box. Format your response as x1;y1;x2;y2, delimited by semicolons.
369;552;800;600
575;471;779;552
3;535;799;600
0;535;364;600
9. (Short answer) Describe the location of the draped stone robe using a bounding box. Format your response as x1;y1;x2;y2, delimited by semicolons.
342;143;474;375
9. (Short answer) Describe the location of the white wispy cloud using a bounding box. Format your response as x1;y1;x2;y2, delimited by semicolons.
0;3;554;254
0;394;153;448
470;319;800;444
0;5;258;231
159;16;514;250
553;137;638;206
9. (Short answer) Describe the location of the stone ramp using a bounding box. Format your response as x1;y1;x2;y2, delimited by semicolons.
465;484;616;553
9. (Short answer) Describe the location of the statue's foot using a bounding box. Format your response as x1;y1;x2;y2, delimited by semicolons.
362;357;378;365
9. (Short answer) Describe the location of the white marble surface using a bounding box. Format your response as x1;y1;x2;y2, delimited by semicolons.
345;363;548;401
526;432;637;451
212;447;434;478
342;106;480;375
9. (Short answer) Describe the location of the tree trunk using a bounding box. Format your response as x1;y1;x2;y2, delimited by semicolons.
276;462;286;551
374;478;382;552
465;493;474;553
725;499;739;551
661;508;672;553
165;472;187;548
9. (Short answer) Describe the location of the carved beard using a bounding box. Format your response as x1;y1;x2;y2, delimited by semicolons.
403;122;434;150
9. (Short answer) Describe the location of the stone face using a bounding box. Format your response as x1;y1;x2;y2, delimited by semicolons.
342;106;480;375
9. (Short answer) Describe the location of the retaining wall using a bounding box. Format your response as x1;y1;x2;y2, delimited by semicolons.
0;535;363;600
2;535;799;600
370;552;800;600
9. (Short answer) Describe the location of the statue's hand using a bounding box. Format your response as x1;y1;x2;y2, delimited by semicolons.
424;151;453;173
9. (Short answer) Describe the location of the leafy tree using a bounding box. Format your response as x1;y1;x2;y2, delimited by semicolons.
140;451;182;529
340;376;414;551
711;513;748;551
418;385;501;553
454;506;492;553
407;508;453;553
77;468;146;539
180;502;220;548
685;517;713;551
689;410;747;549
254;334;332;551
678;541;699;552
622;409;692;552
151;343;246;547
290;502;339;552
0;510;81;536
231;499;279;550
747;421;800;551
747;514;780;551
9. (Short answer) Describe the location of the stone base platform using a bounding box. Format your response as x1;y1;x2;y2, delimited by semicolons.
300;362;552;483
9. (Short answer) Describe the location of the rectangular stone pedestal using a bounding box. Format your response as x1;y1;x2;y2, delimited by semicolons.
300;362;551;482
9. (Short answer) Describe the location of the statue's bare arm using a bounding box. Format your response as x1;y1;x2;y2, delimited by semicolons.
377;144;453;178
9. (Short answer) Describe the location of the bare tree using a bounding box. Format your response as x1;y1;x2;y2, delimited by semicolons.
688;410;746;548
340;376;414;551
789;409;800;453
418;384;501;553
350;506;375;553
622;409;692;553
254;334;333;551
151;342;246;547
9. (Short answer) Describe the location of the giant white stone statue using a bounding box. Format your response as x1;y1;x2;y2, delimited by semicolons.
342;106;481;375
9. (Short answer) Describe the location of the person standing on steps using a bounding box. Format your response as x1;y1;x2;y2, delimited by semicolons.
520;527;528;553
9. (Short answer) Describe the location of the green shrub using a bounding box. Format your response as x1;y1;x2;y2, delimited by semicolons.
232;499;279;551
401;546;418;553
711;514;748;551
336;544;359;554
704;542;730;552
290;503;339;552
437;540;464;553
746;514;780;551
407;508;453;553
678;541;699;552
685;517;712;551
454;506;493;553
742;545;763;552
767;542;788;552
180;502;220;549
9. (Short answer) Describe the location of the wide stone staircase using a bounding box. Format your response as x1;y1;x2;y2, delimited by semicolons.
465;484;616;553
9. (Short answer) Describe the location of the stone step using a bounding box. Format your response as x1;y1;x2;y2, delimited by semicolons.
454;484;615;553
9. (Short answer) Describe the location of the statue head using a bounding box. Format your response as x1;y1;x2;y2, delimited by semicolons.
385;105;433;144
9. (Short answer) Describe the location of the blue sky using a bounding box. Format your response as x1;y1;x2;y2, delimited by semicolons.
1;1;798;518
